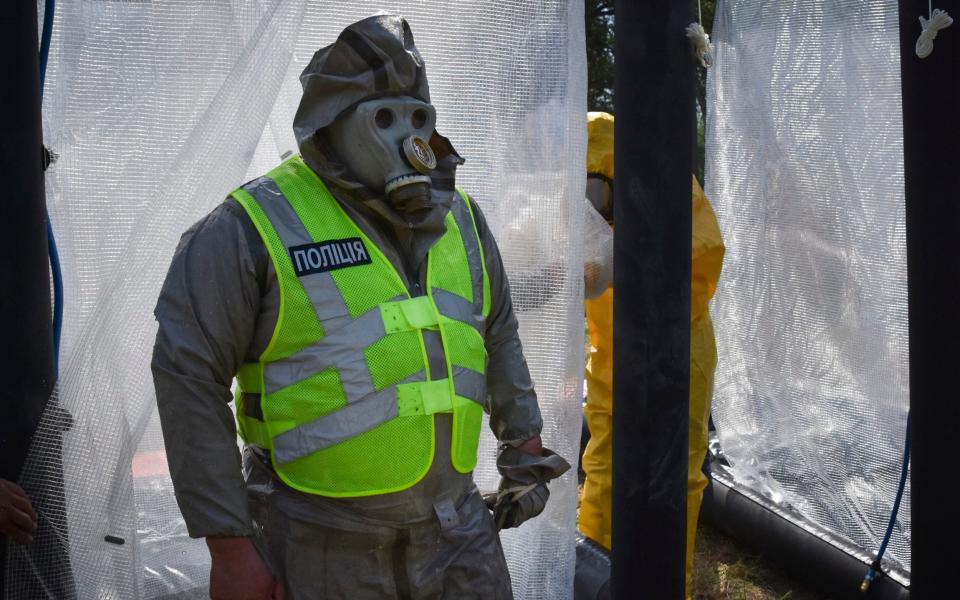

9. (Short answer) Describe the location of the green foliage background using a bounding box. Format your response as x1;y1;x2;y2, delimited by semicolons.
585;0;614;113
585;0;715;180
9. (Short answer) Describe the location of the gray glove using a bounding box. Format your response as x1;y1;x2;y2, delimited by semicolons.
484;446;571;530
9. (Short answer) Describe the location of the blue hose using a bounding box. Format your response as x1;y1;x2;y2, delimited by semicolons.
861;412;911;592
39;0;62;376
39;0;55;92
48;220;63;375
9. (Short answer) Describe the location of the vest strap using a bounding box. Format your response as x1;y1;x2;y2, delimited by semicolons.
239;405;272;449
397;379;455;416
381;296;439;333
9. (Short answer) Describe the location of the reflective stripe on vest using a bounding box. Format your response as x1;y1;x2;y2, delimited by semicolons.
231;156;490;497
271;368;487;464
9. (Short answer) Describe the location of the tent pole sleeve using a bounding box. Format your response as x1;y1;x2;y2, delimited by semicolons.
0;0;55;483
612;1;694;598
898;1;960;597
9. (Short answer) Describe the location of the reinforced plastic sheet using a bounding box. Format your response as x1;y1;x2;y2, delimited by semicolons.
706;0;910;581
9;2;586;598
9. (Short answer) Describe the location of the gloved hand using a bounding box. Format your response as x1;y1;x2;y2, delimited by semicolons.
484;441;571;530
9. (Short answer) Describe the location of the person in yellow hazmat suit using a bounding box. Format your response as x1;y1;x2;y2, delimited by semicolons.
578;111;725;597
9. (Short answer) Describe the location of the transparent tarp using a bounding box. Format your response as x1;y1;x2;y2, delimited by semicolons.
8;1;586;597
706;0;910;581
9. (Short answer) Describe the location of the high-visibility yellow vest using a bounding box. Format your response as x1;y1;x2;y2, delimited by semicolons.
231;156;490;497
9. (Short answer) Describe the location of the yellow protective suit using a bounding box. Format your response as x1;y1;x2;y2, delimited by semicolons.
578;112;725;598
580;113;615;550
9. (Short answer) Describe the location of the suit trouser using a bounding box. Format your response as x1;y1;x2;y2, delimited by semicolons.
244;449;513;600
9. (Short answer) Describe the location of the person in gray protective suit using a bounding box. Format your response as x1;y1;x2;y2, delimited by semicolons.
152;14;569;600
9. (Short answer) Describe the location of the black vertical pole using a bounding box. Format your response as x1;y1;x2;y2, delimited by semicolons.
899;2;960;598
0;3;55;480
613;2;694;599
0;0;55;592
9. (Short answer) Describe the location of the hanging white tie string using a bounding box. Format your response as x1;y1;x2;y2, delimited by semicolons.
686;1;714;68
916;1;953;59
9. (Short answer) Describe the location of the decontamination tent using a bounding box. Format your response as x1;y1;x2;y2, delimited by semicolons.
10;0;956;598
6;1;586;598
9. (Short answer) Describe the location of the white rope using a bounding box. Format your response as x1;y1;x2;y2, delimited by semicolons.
916;3;953;59
686;22;714;68
687;0;713;68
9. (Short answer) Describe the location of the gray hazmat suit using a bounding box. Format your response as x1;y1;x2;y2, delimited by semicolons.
152;15;559;600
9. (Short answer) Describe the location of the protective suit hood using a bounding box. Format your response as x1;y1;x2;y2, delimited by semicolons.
294;14;430;146
586;112;614;222
586;112;614;181
293;14;463;233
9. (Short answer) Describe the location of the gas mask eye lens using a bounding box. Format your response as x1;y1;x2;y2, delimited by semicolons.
375;108;394;129
411;108;428;129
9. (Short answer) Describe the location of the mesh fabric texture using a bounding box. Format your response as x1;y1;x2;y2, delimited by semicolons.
705;0;910;581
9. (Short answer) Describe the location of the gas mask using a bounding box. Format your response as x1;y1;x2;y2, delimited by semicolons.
327;96;438;214
586;175;613;223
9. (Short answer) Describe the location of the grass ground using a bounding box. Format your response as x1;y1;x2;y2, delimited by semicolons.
576;471;825;599
691;522;824;600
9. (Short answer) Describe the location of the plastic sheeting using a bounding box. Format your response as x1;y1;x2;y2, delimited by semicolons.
706;0;910;581
581;199;613;299
8;1;586;598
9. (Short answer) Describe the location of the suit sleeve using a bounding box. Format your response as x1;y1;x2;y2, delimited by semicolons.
151;200;267;538
466;196;544;445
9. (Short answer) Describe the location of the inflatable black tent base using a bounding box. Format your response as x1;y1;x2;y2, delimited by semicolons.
572;472;911;600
